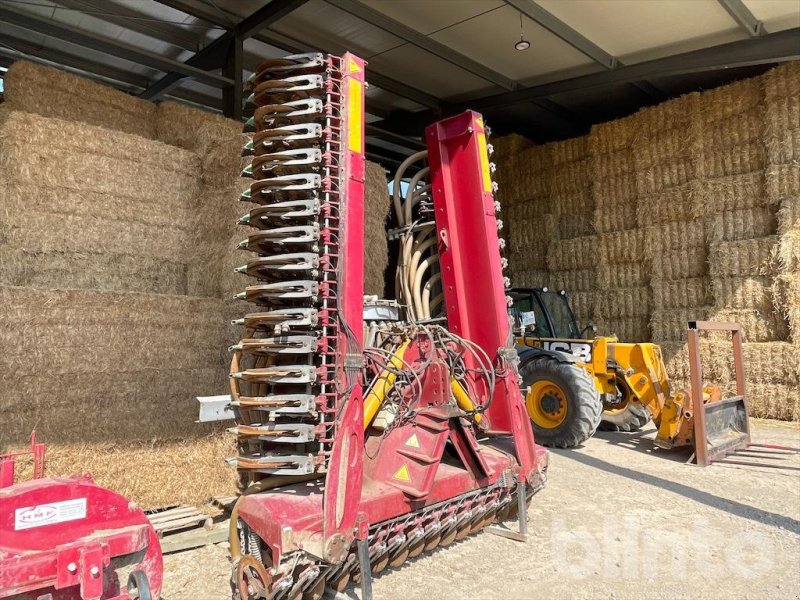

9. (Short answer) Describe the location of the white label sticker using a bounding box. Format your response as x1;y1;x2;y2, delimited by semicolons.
14;497;87;530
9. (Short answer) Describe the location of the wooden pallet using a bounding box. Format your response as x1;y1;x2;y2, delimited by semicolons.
146;504;213;536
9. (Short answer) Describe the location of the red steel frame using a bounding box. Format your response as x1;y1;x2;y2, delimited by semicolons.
426;110;538;480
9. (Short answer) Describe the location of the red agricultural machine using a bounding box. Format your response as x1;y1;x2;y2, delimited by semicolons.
0;433;163;600
227;52;548;600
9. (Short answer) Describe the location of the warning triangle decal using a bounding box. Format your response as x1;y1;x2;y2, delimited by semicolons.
405;434;420;448
393;464;411;482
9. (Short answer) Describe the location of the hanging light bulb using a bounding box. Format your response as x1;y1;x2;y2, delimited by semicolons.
515;12;531;51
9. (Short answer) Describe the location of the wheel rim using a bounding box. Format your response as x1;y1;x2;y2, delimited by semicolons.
526;380;567;428
603;375;631;416
235;556;271;600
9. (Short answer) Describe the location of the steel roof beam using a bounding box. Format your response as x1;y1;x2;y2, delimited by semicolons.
140;0;308;100
718;0;765;37
468;27;800;110
325;0;518;91
505;0;617;69
0;3;232;88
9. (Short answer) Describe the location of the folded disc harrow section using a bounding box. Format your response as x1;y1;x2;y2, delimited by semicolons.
230;53;349;486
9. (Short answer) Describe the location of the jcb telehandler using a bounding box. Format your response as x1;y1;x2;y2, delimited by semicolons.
508;287;718;449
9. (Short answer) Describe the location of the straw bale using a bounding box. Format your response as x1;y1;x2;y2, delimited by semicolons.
649;246;708;281
748;384;800;421
550;185;592;215
635;159;697;195
594;203;638;234
593;173;638;207
694;171;769;216
591;148;634;179
0;248;188;295
595;286;651;318
3;436;238;510
697;108;765;148
761;61;800;103
633;128;694;169
710;308;788;342
705;341;800;386
555;213;595;239
491;133;535;159
777;197;800;272
636;183;696;226
512;269;550;288
593;317;650;342
597;262;649;289
589;116;636;155
765;127;800;164
773;273;800;341
364;162;391;296
697;141;766;179
568;291;597;324
508;214;557;248
155;101;241;152
696;77;763;124
777;196;800;235
633;92;699;134
519;144;553;175
549;269;596;293
508;241;549;270
0;110;200;205
659;340;715;383
650;307;712;343
708;237;778;277
2;61;157;138
549;136;588;165
546;235;599;271
651;278;710;310
706;206;777;242
598;230;645;264
711;276;775;311
766;164;800;201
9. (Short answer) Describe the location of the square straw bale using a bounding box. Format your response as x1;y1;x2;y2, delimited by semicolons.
593;173;638;207
156;101;241;153
650;307;713;343
546;235;599;271
696;108;765;149
633;92;700;135
747;384;800;420
705;341;800;386
597;262;649;289
589;116;637;155
766;164;800;202
708;237;778;277
636;183;697;226
594;203;639;234
594;286;651;318
555;213;596;239
509;241;549;271
364;161;391;297
710;307;789;342
591;148;634;179
597;230;645;264
593;316;650;342
694;171;769;216
549;269;597;293
765;127;800;164
650;277;711;310
696;141;766;179
711;276;775;311
649;246;708;281
705;206;777;242
512;269;550;288
2;60;157;138
635;159;697;195
549;136;589;165
761;60;800;105
696;77;764;125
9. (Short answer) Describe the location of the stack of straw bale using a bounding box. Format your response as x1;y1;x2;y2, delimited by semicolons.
0;61;394;505
496;61;800;419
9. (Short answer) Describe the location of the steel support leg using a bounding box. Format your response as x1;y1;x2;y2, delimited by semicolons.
486;481;528;542
357;537;373;600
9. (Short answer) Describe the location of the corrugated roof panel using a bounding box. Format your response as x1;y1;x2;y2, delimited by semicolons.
536;0;744;59
431;4;595;81
743;0;800;31
367;43;500;98
272;0;405;57
359;0;504;36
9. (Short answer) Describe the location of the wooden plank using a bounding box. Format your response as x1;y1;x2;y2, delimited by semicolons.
159;521;230;554
153;515;212;534
149;506;202;523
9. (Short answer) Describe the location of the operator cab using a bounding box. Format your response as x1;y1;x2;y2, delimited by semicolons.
507;287;588;339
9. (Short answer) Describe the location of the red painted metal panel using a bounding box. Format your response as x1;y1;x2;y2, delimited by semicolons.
322;52;367;561
425;110;538;480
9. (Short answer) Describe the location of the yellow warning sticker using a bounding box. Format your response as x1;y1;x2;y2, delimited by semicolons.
477;131;492;194
405;434;420;448
348;78;363;154
393;464;411;482
348;57;362;73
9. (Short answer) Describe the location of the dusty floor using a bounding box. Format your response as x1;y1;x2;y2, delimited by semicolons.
162;420;800;599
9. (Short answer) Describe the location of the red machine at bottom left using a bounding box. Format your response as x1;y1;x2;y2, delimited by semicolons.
0;433;163;600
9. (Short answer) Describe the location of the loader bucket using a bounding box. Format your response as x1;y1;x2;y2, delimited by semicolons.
687;321;751;466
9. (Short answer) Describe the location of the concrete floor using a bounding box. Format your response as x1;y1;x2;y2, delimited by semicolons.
162;419;800;600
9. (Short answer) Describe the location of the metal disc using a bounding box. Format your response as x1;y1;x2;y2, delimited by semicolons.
388;547;410;568
423;533;442;552
439;525;458;547
455;522;472;540
372;551;390;574
407;537;426;558
235;555;271;600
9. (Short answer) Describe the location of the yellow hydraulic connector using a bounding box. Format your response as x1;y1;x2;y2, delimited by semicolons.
451;377;483;424
363;339;411;429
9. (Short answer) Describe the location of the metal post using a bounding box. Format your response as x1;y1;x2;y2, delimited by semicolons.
357;537;373;600
516;481;528;538
687;326;708;466
223;35;244;120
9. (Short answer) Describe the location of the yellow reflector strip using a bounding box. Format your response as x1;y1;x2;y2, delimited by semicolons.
393;464;411;482
348;78;363;153
477;131;492;193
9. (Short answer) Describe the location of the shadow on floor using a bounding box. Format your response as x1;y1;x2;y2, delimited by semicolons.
554;449;800;534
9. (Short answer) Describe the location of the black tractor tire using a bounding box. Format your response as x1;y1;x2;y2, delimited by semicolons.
600;402;651;432
519;356;602;448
